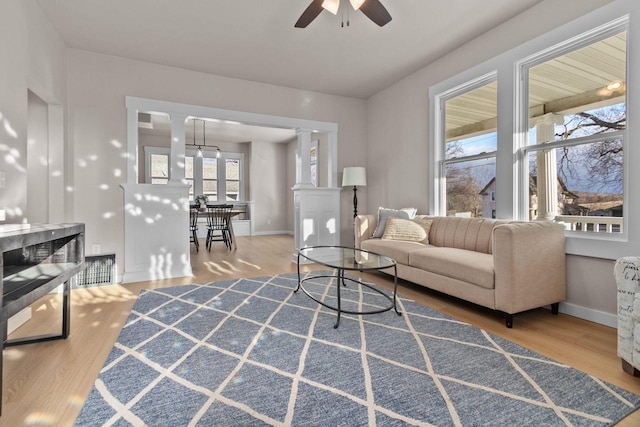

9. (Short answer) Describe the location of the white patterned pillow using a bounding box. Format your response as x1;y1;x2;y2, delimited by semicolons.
381;217;433;244
372;207;417;238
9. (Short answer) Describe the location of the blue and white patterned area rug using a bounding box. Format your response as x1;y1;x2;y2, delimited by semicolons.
75;271;640;426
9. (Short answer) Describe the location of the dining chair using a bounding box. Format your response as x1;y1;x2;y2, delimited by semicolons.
205;205;234;251
190;208;199;252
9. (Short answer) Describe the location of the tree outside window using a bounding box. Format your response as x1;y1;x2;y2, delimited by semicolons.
525;31;626;232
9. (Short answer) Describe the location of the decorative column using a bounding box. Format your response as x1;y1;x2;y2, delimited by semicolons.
292;128;341;262
295;128;314;187
535;114;562;221
122;99;191;283
125;106;139;185
169;113;189;183
326;130;338;187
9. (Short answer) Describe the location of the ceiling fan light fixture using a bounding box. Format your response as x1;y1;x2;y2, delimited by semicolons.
296;0;390;28
349;0;365;10
322;0;340;15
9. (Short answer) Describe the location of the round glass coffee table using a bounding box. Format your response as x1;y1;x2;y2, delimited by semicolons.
295;245;401;328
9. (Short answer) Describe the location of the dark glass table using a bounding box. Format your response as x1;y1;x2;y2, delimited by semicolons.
296;246;401;328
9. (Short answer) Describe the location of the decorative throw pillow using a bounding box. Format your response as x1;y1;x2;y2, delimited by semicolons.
372;207;414;238
381;217;433;244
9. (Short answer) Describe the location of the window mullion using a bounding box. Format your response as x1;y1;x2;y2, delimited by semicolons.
443;151;497;166
218;156;226;202
521;130;625;154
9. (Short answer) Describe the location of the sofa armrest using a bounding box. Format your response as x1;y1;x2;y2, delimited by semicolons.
354;214;377;249
492;222;566;314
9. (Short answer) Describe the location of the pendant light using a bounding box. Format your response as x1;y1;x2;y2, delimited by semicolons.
188;118;221;158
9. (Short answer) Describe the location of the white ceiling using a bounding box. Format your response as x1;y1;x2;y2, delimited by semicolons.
36;0;543;100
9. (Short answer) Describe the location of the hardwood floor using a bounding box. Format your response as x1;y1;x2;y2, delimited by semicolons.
2;235;638;426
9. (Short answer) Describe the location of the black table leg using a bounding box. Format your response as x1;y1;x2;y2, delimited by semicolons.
392;265;401;316
334;268;343;328
62;279;71;338
294;253;301;292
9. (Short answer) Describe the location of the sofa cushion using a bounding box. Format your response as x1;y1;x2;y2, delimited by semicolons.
428;217;512;254
382;217;433;244
409;247;495;289
361;238;429;265
371;207;415;238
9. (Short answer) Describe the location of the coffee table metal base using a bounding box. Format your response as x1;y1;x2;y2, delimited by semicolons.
295;262;401;329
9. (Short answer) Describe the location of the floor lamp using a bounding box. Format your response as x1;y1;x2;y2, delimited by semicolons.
342;167;367;218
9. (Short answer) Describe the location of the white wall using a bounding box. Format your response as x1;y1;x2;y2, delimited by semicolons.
364;0;628;324
66;49;366;264
26;90;49;224
250;142;288;233
0;0;67;225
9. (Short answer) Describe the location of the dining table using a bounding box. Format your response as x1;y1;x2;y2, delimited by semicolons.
192;205;244;250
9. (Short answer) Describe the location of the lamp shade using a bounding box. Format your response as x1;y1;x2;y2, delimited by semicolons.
342;167;367;187
350;0;365;10
322;0;339;14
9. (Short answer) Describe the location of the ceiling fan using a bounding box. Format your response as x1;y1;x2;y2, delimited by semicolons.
295;0;392;28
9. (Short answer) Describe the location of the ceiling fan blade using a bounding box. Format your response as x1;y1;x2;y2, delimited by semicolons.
295;0;325;28
359;0;392;27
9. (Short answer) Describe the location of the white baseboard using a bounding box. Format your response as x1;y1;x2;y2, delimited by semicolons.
559;302;617;328
251;230;293;236
8;308;32;335
122;267;193;284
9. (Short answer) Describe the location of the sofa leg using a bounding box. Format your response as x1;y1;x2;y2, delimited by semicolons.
551;302;559;315
622;359;640;377
505;314;513;328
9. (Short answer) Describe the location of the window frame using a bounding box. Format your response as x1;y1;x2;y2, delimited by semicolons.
220;153;243;201
514;18;628;241
431;71;498;216
144;146;170;184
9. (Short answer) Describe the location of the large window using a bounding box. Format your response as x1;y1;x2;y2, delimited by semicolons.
144;147;244;202
202;156;218;200
431;12;632;261
432;19;627;240
438;76;497;218
225;158;240;201
520;30;626;233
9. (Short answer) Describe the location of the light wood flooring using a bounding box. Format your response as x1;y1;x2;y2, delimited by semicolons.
2;235;639;426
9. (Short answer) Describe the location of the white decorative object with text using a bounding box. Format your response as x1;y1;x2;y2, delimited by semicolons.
615;256;640;375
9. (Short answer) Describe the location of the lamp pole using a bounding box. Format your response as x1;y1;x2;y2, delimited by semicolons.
352;185;359;218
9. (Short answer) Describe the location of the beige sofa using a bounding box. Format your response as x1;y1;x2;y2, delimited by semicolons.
355;214;566;327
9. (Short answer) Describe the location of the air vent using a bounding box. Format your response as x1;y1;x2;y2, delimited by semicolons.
73;254;115;288
138;112;153;129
